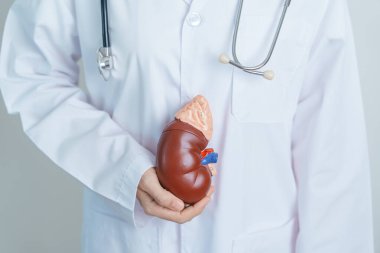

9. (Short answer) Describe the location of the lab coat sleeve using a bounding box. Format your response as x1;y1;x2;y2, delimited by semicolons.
0;0;153;228
291;0;374;252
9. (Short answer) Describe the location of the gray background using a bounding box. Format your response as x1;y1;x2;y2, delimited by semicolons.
0;0;379;252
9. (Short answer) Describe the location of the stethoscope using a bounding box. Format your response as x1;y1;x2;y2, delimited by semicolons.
97;0;113;81
97;0;291;81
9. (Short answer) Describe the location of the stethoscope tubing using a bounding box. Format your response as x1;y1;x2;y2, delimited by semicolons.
231;0;291;73
101;0;111;48
98;0;113;80
98;0;292;81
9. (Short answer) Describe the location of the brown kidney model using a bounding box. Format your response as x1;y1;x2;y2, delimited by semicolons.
156;95;215;204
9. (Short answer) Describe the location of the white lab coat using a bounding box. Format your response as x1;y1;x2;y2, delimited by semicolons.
0;0;374;252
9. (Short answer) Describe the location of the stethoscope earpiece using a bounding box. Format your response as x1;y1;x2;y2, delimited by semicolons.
263;70;275;80
219;53;231;64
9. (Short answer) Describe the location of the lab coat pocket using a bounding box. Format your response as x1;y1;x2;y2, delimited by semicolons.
231;15;311;123
231;67;287;123
232;217;298;253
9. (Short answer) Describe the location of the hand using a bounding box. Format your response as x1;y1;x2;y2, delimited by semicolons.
137;167;215;224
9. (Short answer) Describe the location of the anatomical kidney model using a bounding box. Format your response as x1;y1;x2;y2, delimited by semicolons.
156;95;218;204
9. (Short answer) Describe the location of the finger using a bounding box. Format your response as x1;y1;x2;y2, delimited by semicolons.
152;195;211;224
138;186;214;224
137;189;174;216
140;169;185;211
207;164;217;176
152;188;185;211
177;185;215;221
178;193;212;223
136;188;154;207
206;185;215;196
138;189;184;219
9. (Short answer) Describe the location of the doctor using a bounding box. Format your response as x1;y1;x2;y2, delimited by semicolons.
0;0;374;252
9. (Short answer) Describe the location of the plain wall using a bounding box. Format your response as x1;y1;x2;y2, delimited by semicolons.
0;2;83;253
0;0;379;252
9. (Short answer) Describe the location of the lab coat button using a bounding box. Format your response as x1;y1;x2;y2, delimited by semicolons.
187;12;202;26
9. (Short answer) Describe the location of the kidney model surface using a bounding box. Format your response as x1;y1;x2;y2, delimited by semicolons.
155;95;218;204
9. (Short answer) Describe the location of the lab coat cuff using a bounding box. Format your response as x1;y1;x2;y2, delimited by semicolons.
117;151;156;228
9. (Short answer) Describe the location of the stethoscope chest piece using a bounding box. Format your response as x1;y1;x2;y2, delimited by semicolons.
97;47;113;81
